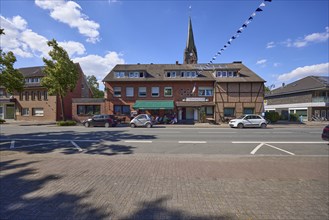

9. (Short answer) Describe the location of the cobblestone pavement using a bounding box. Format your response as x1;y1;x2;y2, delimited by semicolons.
0;151;328;220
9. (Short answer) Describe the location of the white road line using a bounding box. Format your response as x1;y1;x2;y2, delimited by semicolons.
179;141;207;144
250;143;265;155
10;141;15;149
2;138;99;142
264;143;295;155
124;140;153;143
71;141;83;152
198;132;237;134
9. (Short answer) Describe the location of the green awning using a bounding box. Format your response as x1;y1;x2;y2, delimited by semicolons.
133;100;174;110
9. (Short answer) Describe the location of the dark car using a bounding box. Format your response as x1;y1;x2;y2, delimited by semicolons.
322;124;329;141
82;114;117;128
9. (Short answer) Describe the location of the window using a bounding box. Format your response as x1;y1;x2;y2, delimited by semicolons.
222;71;227;77
115;72;125;78
243;108;254;114
32;108;44;116
77;105;100;115
19;92;23;101
114;105;130;115
44;91;48;100
224;108;235;117
113;87;121;97
25;91;29;101
0;89;4;98
152;87;159;97
31;91;36;100
216;71;238;77
37;91;42;100
228;71;233;77
166;71;176;78
164;87;173;97
206;107;213;115
181;71;197;78
138;87;147;97
198;87;213;96
126;87;134;97
22;108;29;116
129;72;144;78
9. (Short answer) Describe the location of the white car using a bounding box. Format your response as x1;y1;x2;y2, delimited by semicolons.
229;114;267;129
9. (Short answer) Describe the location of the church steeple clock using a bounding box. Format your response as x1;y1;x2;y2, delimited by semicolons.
183;17;198;64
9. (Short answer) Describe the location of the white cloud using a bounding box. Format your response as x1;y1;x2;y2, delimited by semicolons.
277;63;329;81
266;41;275;49
1;15;86;58
35;0;100;43
73;52;125;82
280;27;329;48
256;59;267;65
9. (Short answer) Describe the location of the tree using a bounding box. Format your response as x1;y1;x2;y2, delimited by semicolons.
0;28;24;94
41;39;79;121
86;75;104;98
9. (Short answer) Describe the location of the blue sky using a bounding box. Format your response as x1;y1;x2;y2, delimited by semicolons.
1;0;328;90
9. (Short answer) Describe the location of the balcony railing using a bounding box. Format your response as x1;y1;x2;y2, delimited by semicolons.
312;96;329;103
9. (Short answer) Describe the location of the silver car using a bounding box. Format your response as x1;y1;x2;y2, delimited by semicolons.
130;114;153;128
229;114;267;129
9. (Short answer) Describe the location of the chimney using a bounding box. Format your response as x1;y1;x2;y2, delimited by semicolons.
176;61;179;65
282;83;285;87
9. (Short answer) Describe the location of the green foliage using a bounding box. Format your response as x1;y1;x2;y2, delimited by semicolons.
0;119;6;124
41;39;79;121
0;50;24;94
264;111;280;123
289;113;299;122
56;120;77;126
86;75;104;98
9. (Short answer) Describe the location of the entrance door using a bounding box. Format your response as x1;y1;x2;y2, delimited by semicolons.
186;108;194;120
5;104;15;119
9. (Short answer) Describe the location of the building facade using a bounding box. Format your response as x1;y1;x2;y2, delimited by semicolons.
265;76;329;121
102;17;265;124
0;63;92;121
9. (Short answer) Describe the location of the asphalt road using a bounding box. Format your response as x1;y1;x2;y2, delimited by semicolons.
0;124;327;156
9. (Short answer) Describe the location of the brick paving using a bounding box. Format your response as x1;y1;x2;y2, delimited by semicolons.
0;151;328;220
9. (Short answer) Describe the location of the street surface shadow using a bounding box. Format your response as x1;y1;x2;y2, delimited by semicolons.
0;159;110;219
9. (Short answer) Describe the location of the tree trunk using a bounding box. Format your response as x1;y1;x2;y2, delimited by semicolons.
60;95;66;121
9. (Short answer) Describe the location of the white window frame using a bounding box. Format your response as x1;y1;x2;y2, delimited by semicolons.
32;108;44;116
151;87;159;97
138;87;147;97
115;72;125;78
126;87;134;97
166;71;176;78
198;87;213;96
22;108;29;116
113;87;121;97
164;87;173;97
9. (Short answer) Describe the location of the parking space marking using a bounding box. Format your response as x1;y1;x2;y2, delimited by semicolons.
264;143;295;155
179;141;207;144
124;140;153;143
250;143;264;155
10;141;15;149
71;141;83;152
232;141;326;144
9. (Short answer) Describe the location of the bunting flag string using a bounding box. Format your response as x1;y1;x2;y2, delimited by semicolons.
199;0;272;71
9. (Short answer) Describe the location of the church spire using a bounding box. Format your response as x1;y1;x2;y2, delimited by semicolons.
184;16;198;64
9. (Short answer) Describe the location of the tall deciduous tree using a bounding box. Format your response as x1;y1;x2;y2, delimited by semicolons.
0;28;24;94
41;39;79;121
86;75;104;98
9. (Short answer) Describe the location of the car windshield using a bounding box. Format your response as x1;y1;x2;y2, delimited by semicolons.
237;115;246;119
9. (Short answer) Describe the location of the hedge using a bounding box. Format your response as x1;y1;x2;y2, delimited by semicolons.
56;120;77;126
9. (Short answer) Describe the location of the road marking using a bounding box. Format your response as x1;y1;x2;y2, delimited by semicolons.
1;138;99;142
13;142;54;149
198;132;237;134
250;143;264;155
124;140;153;143
10;141;15;149
71;141;83;152
264;143;295;155
179;141;207;144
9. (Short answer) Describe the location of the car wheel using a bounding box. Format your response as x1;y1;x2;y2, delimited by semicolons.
84;122;90;128
130;123;136;128
237;123;244;129
261;123;267;129
105;122;110;128
146;123;151;128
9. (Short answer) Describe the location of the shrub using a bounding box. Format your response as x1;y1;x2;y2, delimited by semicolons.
264;111;280;123
56;120;77;126
0;119;6;124
289;113;299;122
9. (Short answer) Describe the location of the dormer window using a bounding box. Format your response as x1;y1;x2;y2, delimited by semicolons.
216;71;239;77
166;71;176;78
115;72;125;78
181;71;197;78
129;72;144;78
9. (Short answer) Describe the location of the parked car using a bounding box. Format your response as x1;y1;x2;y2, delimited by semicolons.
229;114;267;129
130;114;153;128
322;125;329;141
82;114;117;128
